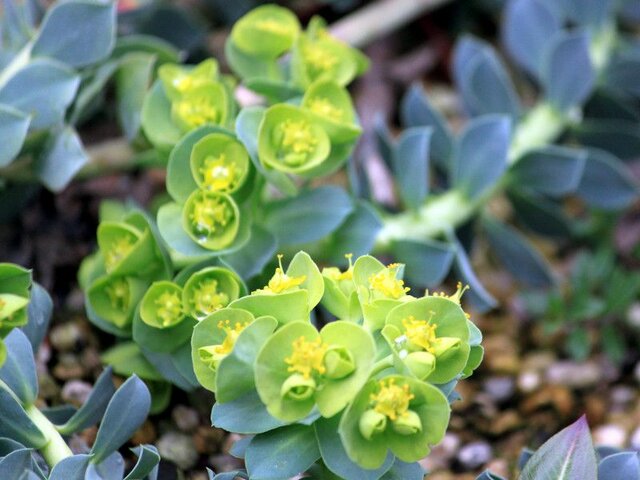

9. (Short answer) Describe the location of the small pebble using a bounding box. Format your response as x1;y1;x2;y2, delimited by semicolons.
593;425;627;449
172;405;200;432
52;354;84;380
627;303;640;328
483;376;515;403
157;432;199;470
457;441;492;470
518;371;541;393
50;322;83;351
61;380;92;406
546;361;601;389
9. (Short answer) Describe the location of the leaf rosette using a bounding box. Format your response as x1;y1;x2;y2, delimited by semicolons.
254;320;375;422
338;374;450;469
382;296;471;384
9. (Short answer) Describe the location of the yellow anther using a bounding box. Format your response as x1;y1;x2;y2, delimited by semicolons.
200;154;239;192
369;266;410;299
191;279;229;315
307;98;343;122
174;97;219;129
212;319;250;356
304;43;337;71
104;236;135;270
278;119;318;165
189;195;231;236
257;255;306;294
325;253;354;281
401;314;438;354
370;378;415;421
155;290;183;327
284;336;328;379
105;279;130;312
255;18;293;35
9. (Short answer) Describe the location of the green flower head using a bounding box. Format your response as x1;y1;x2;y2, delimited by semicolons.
230;252;323;325
231;4;301;59
159;59;219;102
97;221;158;276
171;83;229;132
0;264;31;337
339;375;450;469
139;281;186;329
352;256;414;330
382;296;471;384
255;320;375;422
87;275;147;329
190;133;250;194
182;267;243;320
302;79;361;143
182;190;240;251
321;253;361;322
258;104;330;176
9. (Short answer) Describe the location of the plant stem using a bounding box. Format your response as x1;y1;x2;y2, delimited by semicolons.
24;404;73;467
329;0;454;48
370;355;394;377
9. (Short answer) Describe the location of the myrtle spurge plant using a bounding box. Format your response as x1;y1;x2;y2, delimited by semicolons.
193;252;482;478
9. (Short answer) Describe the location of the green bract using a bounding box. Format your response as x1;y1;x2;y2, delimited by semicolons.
258;104;331;176
182;190;240;250
339;374;450;469
190;133;250;194
383;296;471;384
321;254;361;322
140;281;185;329
230;4;301;59
88;275;148;329
182;266;243;320
158;58;219;101
255;320;375;422
171;83;229;132
97;221;158;276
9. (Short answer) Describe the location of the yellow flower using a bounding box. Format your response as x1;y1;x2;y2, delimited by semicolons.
188;194;231;236
154;290;183;327
284;336;328;379
199;154;240;192
369;264;410;299
173;96;220;130
191;279;229;315
324;253;354;281
369;378;415;421
401;315;438;354
307;97;344;122
256;255;306;294
277;119;319;166
105;278;130;312
103;235;136;272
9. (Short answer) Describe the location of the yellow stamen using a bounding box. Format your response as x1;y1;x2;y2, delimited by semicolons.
105;279;130;312
370;378;415;421
325;253;354;281
189;195;231;236
304;43;337;71
104;235;135;270
307;98;343;122
257;255;306;294
212;319;250;356
191;279;229;315
200;154;239;192
369;266;410;299
174;96;219;129
155;290;183;327
284;336;328;379
277;119;318;165
401;314;438;354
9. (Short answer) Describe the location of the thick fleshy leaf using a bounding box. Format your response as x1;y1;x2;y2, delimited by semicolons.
400;84;453;167
502;0;559;78
211;389;286;435
263;186;353;245
32;0;116;67
86;451;125;480
598;452;640;480
101;342;164;382
452;115;511;199
124;445;160;480
22;283;52;353
542;32;595;111
557;0;614;28
0;58;80;130
116;52;155;141
140;80;182;153
573;119;640;161
392;127;431;210
245;425;320;480
390;239;455;287
0;449;34;478
325;202;382;263
0;104;30;167
90;375;151;464
48;455;92;480
520;416;597;480
221;225;277;280
576;149;639;210
483;217;554;288
508;189;572;238
0;389;46;448
450;236;497;313
510;146;586;196
0;329;37;405
381;461;424;480
36;126;88;192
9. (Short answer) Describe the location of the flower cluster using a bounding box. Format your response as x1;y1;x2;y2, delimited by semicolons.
0;263;32;365
192;252;483;473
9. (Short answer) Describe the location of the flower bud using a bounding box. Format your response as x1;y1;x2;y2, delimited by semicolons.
403;351;436;380
323;346;355;379
392;410;422;436
358;408;387;440
281;373;316;401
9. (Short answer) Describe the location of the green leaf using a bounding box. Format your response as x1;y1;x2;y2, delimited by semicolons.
325;201;382;263
221;225;277;280
520;416;597;480
22;283;53;353
116;52;156;141
0;58;79;129
0;329;38;405
48;454;91;480
36;126;88;192
380;461;424;480
451;236;497;313
141;80;182;154
245;425;320;480
101;342;164;382
263;186;354;245
31;0;116;68
90;375;151;464
0;103;30;167
211;389;286;435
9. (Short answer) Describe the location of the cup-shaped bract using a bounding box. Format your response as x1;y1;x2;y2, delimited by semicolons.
339;375;450;469
0;263;31;337
159;59;220;102
353;256;414;330
257;104;331;176
191;307;255;392
231;4;301;59
140;281;186;329
231;252;324;324
190;133;250;194
182;190;240;251
302;79;361;143
88;275;148;328
383;297;471;384
97;221;158;276
255;320;375;422
171;83;229;133
182;267;243;320
321;254;362;322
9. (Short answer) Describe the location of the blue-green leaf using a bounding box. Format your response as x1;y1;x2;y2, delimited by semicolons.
0;58;79;129
598;452;640;480
116;52;156;141
90;376;151;464
326;201;382;263
380;461;424;480
510;146;586;196
86;451;125;480
124;445;160;480
0;103;30;167
211;390;285;435
392;127;431;209
0;329;38;405
245;425;320;480
390;239;455;287
0;449;33;478
221;225;277;280
49;454;92;480
32;0;116;68
36;126;88;192
0;389;46;448
573;119;640;161
450;235;497;313
22;283;52;353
